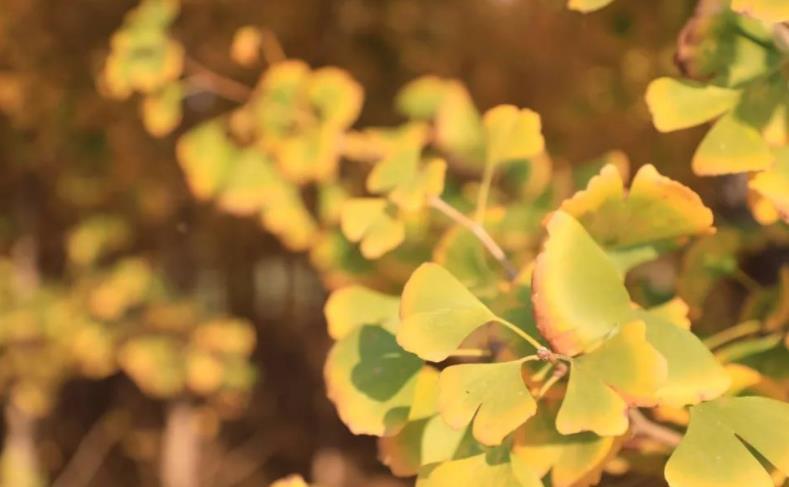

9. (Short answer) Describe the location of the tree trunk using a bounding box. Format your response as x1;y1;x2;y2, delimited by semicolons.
161;399;199;487
2;402;43;487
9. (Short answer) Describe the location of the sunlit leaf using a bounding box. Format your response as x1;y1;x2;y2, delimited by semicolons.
532;211;632;356
665;396;789;487
66;215;131;267
645;77;740;132
556;321;667;436
340;198;405;259
435;81;485;166
560;164;714;251
140;81;182;137
693;112;773;175
308;67;363;129
483;105;545;167
438;360;536;446
230;26;262;66
634;309;730;407
119;336;184;398
749;147;789;223
434;226;499;300
396;76;451;120
567;0;615;13
512;403;617;487
417;449;523;487
324;324;426;436
398;263;498;362
176;120;236;200
731;0;789;23
324;286;400;339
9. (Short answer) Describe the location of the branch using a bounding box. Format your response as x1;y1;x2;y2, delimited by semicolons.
184;57;253;103
703;320;761;350
629;409;682;448
51;412;125;487
429;196;518;280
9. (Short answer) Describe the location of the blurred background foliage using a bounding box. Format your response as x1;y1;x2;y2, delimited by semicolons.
0;0;781;485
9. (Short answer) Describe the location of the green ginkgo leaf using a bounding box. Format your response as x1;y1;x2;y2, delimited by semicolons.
665;396;789;487
532;211;632;356
340;198;405;259
749;147;789;223
692;112;773;176
635;310;731;407
731;0;789;23
567;0;615;13
556;320;667;436
324;324;426;436
366;124;427;195
483;105;545;167
434;226;499;300
645;78;740;132
438;360;537;446
324;286;400;340
398;263;498;362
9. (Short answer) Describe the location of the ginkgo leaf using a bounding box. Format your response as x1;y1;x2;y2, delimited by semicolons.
483;105;545;166
308;67;363;128
438;360;537;446
749;147;789;223
645;298;691;330
378;415;467;477
567;0;615;13
635;310;730;407
366;124;427;194
556;320;667;436
176;120;236;200
417;449;524;487
324;286;400;339
532;211;632;356
677;229;742;316
665;396;789;487
141;81;182;137
511;403;617;487
340;198;405;259
692;112;773;175
396;76;451;120
388;158;447;212
731;0;789;23
398;263;498;362
645;78;740;132
324;324;426;436
435;81;486;166
230;26;262;66
434;226;499;300
276;125;339;184
560;164;714;250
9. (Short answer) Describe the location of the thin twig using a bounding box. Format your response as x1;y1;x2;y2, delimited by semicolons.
429;196;518;279
733;269;762;293
629;409;682;448
184;56;253;103
475;159;495;223
51;412;125;487
703;320;762;350
537;361;568;398
259;28;286;65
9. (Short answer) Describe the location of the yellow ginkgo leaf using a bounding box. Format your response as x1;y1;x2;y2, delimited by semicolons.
340;198;405;259
645;77;740;133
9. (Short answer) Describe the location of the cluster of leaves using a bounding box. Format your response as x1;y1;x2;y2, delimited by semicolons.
0;213;257;485
645;0;789;224
98;1;789;486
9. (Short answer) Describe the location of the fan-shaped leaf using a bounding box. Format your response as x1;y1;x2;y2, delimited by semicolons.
483;105;545;167
731;0;789;23
324;286;400;340
438;360;537;446
693;112;773;175
645;78;740;132
340;198;405;259
532;211;632;356
398;263;498;362
665;396;789;487
556;320;668;436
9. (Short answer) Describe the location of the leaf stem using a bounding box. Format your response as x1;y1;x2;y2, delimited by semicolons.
498;318;548;352
733;269;762;294
450;348;492;358
429;196;518;280
628;409;682;448
184;56;253;103
474;159;495;223
702;320;762;350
